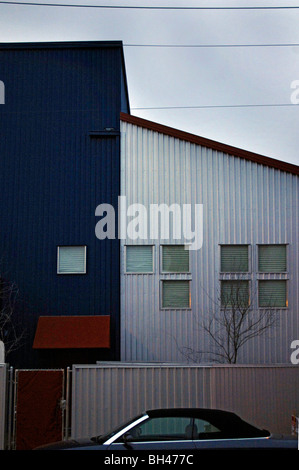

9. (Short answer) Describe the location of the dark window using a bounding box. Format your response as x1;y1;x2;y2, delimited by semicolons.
258;245;287;273
221;280;249;308
162;280;190;309
162;245;189;273
259;280;287;308
221;245;249;272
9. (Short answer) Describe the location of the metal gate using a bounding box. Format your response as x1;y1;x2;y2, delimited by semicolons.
0;364;7;450
12;369;67;450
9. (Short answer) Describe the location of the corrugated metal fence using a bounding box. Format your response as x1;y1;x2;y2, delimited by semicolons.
1;362;298;448
0;364;7;449
71;363;299;439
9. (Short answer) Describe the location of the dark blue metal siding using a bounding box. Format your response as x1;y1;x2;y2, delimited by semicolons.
0;42;128;367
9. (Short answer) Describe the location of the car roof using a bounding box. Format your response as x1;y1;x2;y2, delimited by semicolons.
145;408;270;437
146;408;237;418
146;407;237;416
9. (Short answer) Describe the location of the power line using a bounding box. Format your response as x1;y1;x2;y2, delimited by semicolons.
1;1;299;9
125;43;299;48
131;103;298;110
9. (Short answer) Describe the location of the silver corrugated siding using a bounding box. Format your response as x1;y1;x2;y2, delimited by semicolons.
120;120;299;364
71;363;299;438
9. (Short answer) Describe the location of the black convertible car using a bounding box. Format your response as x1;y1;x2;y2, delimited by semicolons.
35;408;297;450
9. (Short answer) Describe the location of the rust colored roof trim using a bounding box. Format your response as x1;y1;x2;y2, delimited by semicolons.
120;113;299;175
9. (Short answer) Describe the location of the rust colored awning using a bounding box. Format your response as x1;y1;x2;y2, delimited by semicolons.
33;315;110;349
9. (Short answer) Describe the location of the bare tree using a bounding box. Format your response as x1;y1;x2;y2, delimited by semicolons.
0;277;26;360
180;281;278;364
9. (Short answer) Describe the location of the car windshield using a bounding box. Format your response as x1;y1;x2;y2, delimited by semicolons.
94;413;146;444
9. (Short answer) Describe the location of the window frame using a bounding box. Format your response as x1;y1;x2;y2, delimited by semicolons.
124;245;154;274
220;244;250;273
161;244;190;274
161;279;191;310
257;244;287;274
57;245;87;275
258;279;288;309
257;244;288;309
220;280;250;309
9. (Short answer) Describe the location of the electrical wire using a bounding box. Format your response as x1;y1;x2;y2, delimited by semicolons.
131;103;298;110
124;43;299;48
2;2;299;112
1;1;299;10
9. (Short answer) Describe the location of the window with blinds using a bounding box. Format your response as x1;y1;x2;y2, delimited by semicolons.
162;280;190;309
221;280;249;308
125;245;153;273
258;245;287;273
259;280;287;308
220;245;249;272
57;246;86;274
162;245;189;273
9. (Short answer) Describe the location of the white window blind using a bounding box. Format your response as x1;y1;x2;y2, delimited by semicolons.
57;246;86;274
221;245;248;272
126;245;153;273
258;245;287;272
162;245;189;272
162;280;190;308
259;281;287;308
221;280;249;308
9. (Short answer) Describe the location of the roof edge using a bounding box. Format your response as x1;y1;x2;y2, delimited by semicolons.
0;40;124;50
120;112;299;176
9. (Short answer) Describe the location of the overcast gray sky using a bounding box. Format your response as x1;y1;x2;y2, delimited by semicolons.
0;0;299;166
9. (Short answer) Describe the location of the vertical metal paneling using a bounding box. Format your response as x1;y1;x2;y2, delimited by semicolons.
120;121;299;364
71;364;208;438
71;363;299;438
209;365;299;435
0;43;129;367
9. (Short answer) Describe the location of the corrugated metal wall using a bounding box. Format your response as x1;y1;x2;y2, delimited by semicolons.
71;363;299;438
120;121;299;364
0;42;129;367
